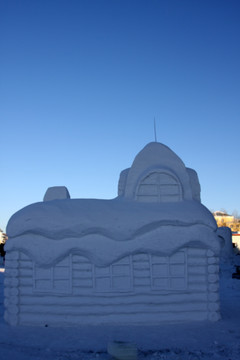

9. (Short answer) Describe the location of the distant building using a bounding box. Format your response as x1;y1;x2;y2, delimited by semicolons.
213;211;240;232
213;211;235;227
213;212;240;252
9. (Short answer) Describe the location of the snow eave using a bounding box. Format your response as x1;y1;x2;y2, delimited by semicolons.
6;198;217;241
5;225;221;267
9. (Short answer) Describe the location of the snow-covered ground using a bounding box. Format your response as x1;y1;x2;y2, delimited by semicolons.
0;256;240;360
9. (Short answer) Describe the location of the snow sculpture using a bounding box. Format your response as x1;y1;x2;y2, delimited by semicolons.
4;142;222;326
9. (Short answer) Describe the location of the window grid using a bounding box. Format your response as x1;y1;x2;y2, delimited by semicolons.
33;255;72;294
32;252;188;294
150;251;187;291
94;256;133;293
136;172;182;202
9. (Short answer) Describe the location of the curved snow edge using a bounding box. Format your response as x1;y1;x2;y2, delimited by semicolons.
5;224;221;266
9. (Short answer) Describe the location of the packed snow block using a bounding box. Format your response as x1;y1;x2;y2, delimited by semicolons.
217;226;233;261
4;142;222;326
43;186;70;201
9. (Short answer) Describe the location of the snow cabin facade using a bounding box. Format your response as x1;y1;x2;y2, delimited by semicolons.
4;142;222;326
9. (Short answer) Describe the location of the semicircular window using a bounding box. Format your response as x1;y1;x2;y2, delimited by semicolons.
136;172;182;202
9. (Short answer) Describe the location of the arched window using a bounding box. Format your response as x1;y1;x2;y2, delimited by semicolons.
136;171;182;202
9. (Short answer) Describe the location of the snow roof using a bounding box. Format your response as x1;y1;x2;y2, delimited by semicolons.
7;198;217;241
120;142;198;201
6;198;220;266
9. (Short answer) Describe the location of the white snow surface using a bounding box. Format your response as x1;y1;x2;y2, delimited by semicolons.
1;257;240;360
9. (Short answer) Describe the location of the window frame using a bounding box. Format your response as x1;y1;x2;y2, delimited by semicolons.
135;170;183;202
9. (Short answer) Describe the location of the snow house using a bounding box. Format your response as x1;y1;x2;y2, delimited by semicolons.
4;142;222;326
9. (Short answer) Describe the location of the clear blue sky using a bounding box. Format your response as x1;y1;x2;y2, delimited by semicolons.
1;0;240;231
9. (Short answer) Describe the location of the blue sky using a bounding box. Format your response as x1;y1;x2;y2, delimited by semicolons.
1;0;240;231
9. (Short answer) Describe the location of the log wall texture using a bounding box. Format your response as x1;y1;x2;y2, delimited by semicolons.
4;247;220;326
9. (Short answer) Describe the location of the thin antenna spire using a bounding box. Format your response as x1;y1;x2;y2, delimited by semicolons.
154;118;157;142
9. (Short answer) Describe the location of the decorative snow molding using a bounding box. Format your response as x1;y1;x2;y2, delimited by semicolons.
4;142;222;326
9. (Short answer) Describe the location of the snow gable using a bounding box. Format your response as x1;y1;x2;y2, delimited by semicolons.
121;143;197;202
